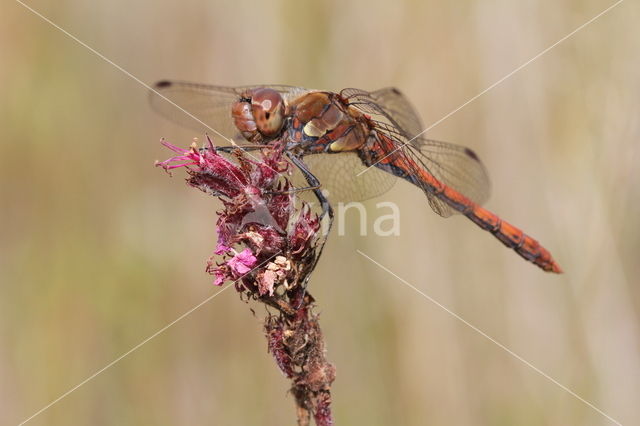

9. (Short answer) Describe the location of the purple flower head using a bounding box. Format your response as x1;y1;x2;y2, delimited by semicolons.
156;138;249;198
158;136;321;295
158;134;334;424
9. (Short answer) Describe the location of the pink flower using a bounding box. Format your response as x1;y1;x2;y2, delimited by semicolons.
156;137;250;198
227;248;257;275
213;268;226;286
214;242;230;255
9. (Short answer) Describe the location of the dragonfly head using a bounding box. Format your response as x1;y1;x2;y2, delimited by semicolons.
232;88;285;143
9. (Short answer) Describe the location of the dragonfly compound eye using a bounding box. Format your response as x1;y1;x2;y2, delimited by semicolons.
250;88;285;138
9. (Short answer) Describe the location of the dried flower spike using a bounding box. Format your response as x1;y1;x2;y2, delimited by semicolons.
158;136;335;425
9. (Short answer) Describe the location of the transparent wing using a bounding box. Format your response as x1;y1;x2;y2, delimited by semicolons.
148;80;304;143
341;88;491;217
289;152;396;204
405;137;491;216
343;87;424;137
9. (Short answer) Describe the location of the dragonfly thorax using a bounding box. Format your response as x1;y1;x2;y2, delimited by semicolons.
286;91;370;154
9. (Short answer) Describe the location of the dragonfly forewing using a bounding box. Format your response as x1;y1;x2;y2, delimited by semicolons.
149;80;305;144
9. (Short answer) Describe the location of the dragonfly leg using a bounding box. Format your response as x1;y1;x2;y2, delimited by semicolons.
265;183;322;197
287;154;333;292
204;145;264;154
287;155;333;227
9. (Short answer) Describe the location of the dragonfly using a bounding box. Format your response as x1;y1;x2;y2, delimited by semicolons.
150;80;562;273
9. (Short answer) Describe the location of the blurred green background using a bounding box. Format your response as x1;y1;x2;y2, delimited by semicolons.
2;1;639;425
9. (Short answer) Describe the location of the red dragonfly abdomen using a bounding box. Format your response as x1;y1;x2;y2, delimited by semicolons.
389;158;562;273
435;178;562;273
464;203;562;273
